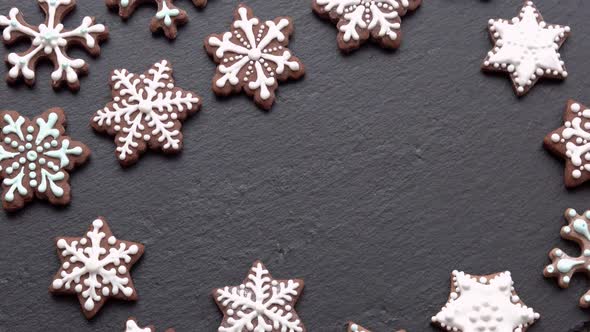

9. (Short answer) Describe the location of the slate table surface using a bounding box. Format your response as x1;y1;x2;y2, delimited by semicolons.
0;0;589;331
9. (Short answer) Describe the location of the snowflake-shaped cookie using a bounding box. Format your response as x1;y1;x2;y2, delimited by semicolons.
205;5;305;110
106;0;207;39
544;208;590;308
0;0;109;90
482;1;570;96
0;108;89;211
312;0;421;52
348;322;406;332
543;100;590;188
91;60;201;166
432;271;539;332
50;217;144;319
125;317;175;332
214;261;306;332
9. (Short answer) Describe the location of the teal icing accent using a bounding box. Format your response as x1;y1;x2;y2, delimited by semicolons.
557;259;584;273
574;219;590;241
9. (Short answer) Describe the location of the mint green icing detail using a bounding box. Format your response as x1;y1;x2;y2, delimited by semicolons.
557;259;584;273
574;219;590;241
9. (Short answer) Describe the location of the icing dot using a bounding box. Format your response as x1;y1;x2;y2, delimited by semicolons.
572;103;581;112
80;238;87;245
25;134;33;142
30;180;37;187
52;279;63;289
108;236;116;245
118;266;127;274
27;126;34;133
573;169;582;179
75;284;83;293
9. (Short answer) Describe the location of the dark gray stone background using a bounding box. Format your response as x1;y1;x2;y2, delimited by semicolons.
0;0;589;331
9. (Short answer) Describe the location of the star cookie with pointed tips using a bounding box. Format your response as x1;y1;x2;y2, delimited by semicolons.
213;261;306;332
482;1;570;96
432;270;539;332
50;217;144;319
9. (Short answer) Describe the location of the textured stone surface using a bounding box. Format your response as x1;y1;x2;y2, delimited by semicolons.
0;0;589;330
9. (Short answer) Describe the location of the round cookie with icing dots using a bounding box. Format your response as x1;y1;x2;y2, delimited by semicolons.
50;217;144;319
544;208;590;308
432;270;539;332
0;108;90;211
0;0;108;90
204;4;305;110
106;0;207;39
544;100;590;188
482;1;570;96
125;317;175;332
312;0;422;52
348;322;406;332
92;60;201;166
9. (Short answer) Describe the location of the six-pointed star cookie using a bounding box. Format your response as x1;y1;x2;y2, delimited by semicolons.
0;0;109;90
50;217;145;319
125;317;175;332
106;0;207;39
432;271;539;332
91;60;201;166
348;322;406;332
213;261;306;332
0;108;90;211
204;5;305;110
482;1;570;96
312;0;422;52
544;100;590;188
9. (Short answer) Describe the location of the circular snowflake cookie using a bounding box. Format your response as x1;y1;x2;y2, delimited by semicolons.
312;0;422;52
0;108;90;211
432;271;539;332
482;1;570;96
106;0;207;39
214;261;306;332
50;217;145;319
544;100;590;188
0;0;109;90
204;5;305;110
91;60;201;166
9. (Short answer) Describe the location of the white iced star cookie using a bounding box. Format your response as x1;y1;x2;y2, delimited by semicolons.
432;271;539;332
213;261;306;332
482;1;570;96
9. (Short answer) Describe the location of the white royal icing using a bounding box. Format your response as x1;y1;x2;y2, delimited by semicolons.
0;0;106;85
484;1;569;94
432;271;539;332
92;60;199;161
126;319;152;332
0;111;83;202
215;262;304;332
315;0;411;42
549;102;590;180
52;219;140;312
207;7;301;101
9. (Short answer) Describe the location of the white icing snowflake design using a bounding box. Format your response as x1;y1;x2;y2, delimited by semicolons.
205;5;304;110
50;218;144;319
483;1;570;96
0;0;108;89
92;60;201;165
214;261;305;332
0;108;89;211
312;0;421;51
545;101;590;188
432;271;539;332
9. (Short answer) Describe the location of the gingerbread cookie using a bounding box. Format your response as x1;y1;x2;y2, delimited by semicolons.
0;108;90;211
0;0;108;90
544;208;590;308
125;317;175;332
204;5;305;110
348;322;406;332
50;217;144;319
544;100;590;188
482;1;570;96
106;0;207;39
432;271;539;332
312;0;421;52
213;261;306;332
91;60;201;166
